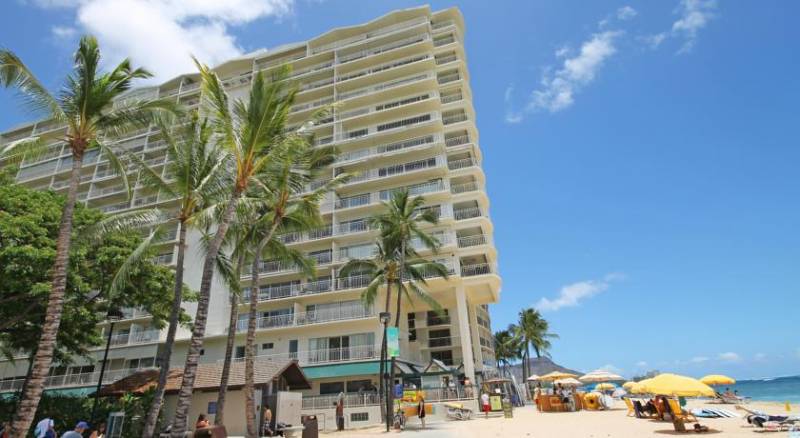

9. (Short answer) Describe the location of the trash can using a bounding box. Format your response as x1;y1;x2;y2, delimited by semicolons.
301;415;318;438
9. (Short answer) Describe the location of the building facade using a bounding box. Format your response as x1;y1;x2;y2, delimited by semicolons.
0;5;500;416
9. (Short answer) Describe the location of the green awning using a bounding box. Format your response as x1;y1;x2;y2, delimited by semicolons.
0;386;95;400
303;362;381;379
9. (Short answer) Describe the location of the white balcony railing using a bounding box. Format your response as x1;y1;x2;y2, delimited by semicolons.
109;329;160;346
236;304;374;332
311;16;429;54
0;367;156;393
445;134;470;147
337;34;429;64
447;157;475;170
450;181;479;194
453;206;483;221
460;263;492;277
443;112;468;125
228;344;379;367
457;234;487;248
336;134;439;164
337;71;433;101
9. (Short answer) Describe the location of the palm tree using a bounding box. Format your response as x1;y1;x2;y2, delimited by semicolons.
237;142;346;437
515;308;558;386
338;191;448;430
493;329;522;376
0;36;177;436
134;112;231;438
169;62;317;437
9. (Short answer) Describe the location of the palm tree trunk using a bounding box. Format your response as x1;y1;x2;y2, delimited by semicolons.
388;242;406;426
142;221;188;438
244;239;265;438
171;191;241;438
379;280;392;428
244;218;282;437
215;251;246;426
10;150;83;438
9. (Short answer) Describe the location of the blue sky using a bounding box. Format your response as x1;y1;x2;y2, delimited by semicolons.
2;0;799;380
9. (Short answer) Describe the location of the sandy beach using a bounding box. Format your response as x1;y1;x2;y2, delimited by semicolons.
330;400;798;437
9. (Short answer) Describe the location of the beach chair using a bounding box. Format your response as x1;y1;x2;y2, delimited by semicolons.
623;398;635;417
668;399;699;424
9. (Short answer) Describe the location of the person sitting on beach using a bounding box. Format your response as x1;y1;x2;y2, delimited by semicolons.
723;388;734;397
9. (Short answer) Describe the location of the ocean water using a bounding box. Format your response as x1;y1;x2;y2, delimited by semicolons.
728;375;800;403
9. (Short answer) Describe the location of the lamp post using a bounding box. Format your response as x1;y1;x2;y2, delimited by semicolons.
91;307;124;423
378;311;391;432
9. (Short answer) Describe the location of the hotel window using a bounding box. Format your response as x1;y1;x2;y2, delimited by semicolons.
235;346;245;359
407;313;417;341
319;381;345;395
431;350;454;366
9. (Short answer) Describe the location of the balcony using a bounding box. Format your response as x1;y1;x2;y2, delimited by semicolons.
437;71;461;85
457;234;487;248
337;72;434;101
0;367;156;393
425;336;460;349
336;113;439;143
109;329;160;346
311;16;429;54
231;344;380;368
336;134;440;165
338;90;435;122
460;263;493;277
450;181;480;194
236;304;375;332
338;53;431;83
344;155;444;186
447;157;475;171
453;206;483;221
442;111;468;125
338;33;430;64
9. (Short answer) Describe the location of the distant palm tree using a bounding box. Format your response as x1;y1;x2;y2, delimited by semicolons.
493;329;522;376
515;308;558;385
0;36;177;436
136;112;231;438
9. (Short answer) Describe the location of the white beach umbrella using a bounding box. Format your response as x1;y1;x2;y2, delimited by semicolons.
526;374;541;381
554;378;582;387
579;369;624;383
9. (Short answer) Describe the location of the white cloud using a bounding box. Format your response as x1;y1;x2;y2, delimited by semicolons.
536;273;624;312
635;361;648;368
51;25;77;39
532;30;620;113
617;6;637;21
718;352;741;362
672;0;716;53
555;45;571;59
689;356;709;363
28;0;294;83
504;85;523;124
641;32;668;49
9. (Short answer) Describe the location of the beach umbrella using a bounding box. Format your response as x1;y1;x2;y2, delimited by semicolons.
628;381;648;394
540;371;578;381
579;369;624;383
612;388;628;398
700;374;736;386
594;383;616;391
622;381;637;390
526;374;541;381
637;373;715;397
554;378;582;386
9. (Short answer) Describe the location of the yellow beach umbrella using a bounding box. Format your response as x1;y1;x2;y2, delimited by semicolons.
628;381;648;394
637;373;715;397
540;371;578;381
622;381;637;390
700;374;736;386
595;383;616;391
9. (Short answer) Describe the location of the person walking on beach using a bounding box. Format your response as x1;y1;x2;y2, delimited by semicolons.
262;405;274;436
335;396;345;431
418;395;427;429
481;392;491;418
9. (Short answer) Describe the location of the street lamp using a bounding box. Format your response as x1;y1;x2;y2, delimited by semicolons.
91;307;124;423
378;312;391;431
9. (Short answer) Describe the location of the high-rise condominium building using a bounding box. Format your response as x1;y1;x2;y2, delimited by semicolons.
0;4;500;419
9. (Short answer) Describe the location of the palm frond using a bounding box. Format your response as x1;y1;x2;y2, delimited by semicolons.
0;49;63;119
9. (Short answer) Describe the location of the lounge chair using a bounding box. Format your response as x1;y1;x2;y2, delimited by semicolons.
715;392;749;404
668;399;698;422
623;398;635;417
